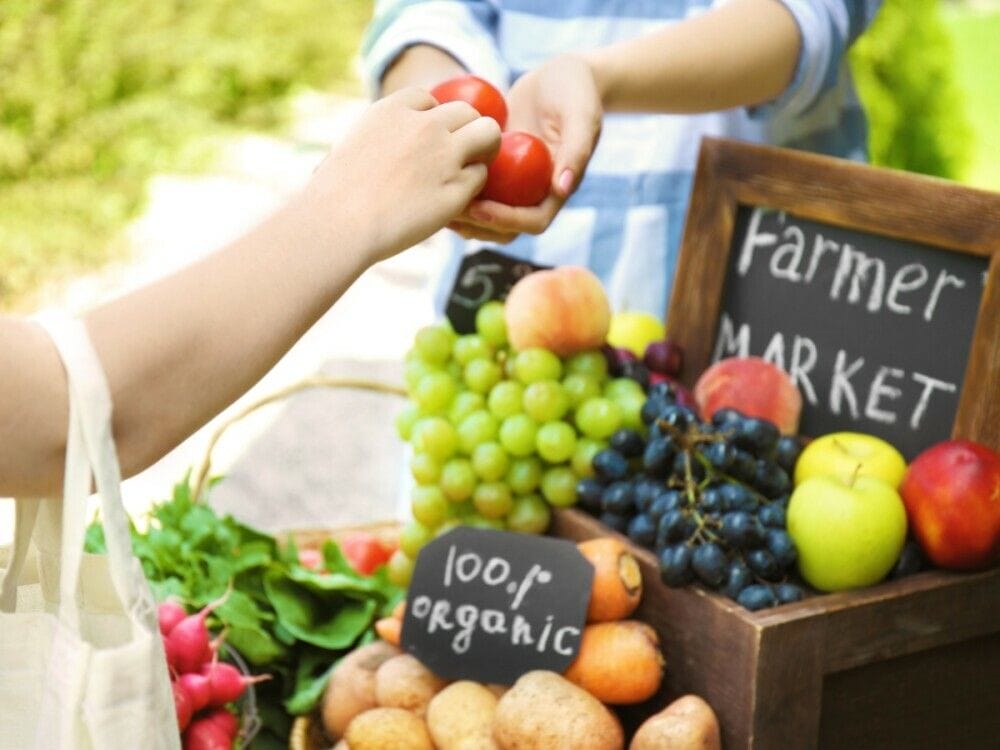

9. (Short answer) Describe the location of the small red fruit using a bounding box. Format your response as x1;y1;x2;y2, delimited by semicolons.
480;132;553;207
431;74;507;128
341;532;394;575
297;548;324;571
644;340;684;378
900;440;1000;570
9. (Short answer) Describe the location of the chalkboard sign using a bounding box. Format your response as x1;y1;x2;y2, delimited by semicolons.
668;139;999;457
401;527;593;685
445;249;549;333
712;205;989;458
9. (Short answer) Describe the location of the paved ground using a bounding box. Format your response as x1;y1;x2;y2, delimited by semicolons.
0;92;446;542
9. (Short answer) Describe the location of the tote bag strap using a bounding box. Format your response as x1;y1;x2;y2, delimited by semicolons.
0;498;42;611
33;313;151;628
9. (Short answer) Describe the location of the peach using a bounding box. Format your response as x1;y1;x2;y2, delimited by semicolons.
504;266;611;356
694;356;802;434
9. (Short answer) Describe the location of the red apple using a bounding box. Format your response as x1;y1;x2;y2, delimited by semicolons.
900;440;1000;570
693;356;802;435
504;266;610;356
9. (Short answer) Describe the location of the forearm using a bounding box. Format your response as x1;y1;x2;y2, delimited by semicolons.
1;193;369;498
585;0;800;113
87;193;369;481
381;45;467;96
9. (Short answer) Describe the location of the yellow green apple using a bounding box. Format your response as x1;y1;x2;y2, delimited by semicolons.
787;474;908;591
794;432;906;488
606;311;665;357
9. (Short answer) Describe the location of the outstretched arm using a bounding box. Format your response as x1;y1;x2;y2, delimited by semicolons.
0;88;500;498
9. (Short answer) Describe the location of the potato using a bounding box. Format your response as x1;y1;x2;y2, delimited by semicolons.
321;641;401;739
492;671;624;750
344;707;434;750
485;684;509;700
375;654;449;716
427;681;500;750
629;695;721;750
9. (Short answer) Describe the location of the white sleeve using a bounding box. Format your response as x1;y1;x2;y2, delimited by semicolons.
361;0;510;96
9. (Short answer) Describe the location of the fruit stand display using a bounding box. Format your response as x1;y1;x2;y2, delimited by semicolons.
85;97;997;747
272;252;995;749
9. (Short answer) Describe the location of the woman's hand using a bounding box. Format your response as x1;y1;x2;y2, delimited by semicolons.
449;54;603;243
308;87;501;261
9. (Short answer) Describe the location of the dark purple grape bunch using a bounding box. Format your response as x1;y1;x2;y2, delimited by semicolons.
602;338;689;401
577;384;812;611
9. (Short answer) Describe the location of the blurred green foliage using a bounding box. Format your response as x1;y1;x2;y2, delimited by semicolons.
850;0;971;180
0;0;373;307
941;5;1000;190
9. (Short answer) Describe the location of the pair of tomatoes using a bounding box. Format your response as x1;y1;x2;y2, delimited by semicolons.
431;75;553;207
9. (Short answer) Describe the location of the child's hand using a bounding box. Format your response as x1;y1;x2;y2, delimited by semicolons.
448;55;603;242
307;87;501;260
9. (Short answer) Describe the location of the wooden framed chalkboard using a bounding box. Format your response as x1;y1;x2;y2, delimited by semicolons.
666;138;999;458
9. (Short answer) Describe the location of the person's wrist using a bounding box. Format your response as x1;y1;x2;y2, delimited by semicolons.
287;179;379;277
382;44;466;95
581;49;614;111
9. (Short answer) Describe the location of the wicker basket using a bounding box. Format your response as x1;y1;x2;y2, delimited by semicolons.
289;714;330;750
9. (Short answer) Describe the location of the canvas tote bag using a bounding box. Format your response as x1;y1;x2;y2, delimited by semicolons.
0;314;179;749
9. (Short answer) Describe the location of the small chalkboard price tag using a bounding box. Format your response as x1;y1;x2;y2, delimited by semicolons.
445;249;550;333
400;527;594;685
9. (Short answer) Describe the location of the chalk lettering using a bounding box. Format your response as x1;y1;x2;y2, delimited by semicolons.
510;564;547;611
924;270;966;322
910;373;957;430
770;225;805;281
452;604;479;654
443;545;456;587
410;595;432;619
481;610;508;635
831;244;886;312
713;313;750;361
886;263;929;315
737;207;776;276
535;615;555;653
511;614;534;646
482;557;511;586
429;600;454;633
553;627;580;656
804;234;840;282
789;336;819;406
830;350;865;419
455;552;483;583
865;366;905;424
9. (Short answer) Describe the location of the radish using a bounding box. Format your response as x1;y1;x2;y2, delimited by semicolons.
158;600;187;636
177;672;212;712
201;661;271;706
202;708;239;739
167;586;231;674
162;634;179;674
183;717;232;750
172;680;193;731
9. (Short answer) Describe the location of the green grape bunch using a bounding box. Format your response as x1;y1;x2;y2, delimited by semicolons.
389;301;645;585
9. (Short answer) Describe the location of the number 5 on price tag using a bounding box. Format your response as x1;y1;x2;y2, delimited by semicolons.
445;249;549;333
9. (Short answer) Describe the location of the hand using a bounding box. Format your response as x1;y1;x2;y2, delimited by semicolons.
305;87;501;260
449;54;603;243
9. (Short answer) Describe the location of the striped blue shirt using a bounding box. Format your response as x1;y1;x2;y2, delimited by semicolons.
363;0;881;316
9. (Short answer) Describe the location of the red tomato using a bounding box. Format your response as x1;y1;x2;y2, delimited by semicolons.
431;75;508;129
479;131;553;207
340;532;394;575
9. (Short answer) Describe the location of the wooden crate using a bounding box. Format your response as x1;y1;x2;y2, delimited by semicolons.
552;509;1000;749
